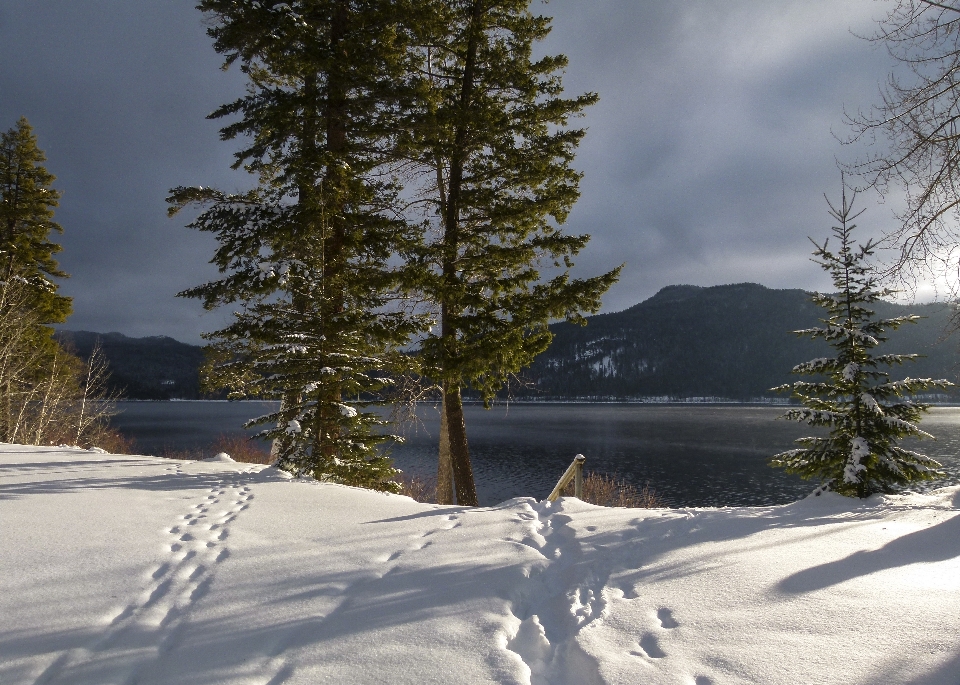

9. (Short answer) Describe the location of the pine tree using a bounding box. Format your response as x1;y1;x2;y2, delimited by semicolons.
0;117;71;324
169;1;428;491
0;119;115;447
772;184;951;498
406;0;620;504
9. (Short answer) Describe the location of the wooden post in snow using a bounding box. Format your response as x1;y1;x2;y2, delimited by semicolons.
547;454;586;502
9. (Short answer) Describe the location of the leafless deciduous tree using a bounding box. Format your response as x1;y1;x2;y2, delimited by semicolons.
846;0;960;293
0;277;119;447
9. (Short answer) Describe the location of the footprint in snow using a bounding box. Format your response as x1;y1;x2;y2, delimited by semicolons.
657;607;679;629
634;633;666;659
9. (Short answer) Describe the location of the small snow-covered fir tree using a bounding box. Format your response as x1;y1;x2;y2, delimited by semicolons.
772;185;952;498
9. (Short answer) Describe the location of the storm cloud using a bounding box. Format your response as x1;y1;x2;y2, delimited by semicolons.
0;0;899;343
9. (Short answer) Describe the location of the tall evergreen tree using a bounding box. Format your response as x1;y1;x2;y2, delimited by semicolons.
0;119;115;448
772;185;951;498
406;1;620;505
0;117;71;324
169;1;426;491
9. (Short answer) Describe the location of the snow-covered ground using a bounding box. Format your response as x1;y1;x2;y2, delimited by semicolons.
2;446;959;685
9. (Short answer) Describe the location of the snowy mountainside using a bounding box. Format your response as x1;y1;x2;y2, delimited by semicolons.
2;445;959;684
56;283;959;402
54;330;208;399
522;283;958;400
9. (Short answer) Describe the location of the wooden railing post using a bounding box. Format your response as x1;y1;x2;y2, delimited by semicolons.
574;454;584;499
547;454;587;502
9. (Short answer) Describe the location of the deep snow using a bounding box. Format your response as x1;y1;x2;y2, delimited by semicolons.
1;445;958;684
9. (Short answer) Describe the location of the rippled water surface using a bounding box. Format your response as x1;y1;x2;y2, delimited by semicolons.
111;402;960;508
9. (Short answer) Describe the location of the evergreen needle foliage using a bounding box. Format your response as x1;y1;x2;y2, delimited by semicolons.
406;0;621;504
0;118;117;448
172;1;620;501
0;117;71;324
169;1;435;492
772;184;951;498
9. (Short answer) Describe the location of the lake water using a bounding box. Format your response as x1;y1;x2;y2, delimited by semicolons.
110;401;960;508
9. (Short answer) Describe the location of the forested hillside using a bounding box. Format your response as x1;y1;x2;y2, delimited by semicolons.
517;283;960;400
57;283;960;402
54;331;206;400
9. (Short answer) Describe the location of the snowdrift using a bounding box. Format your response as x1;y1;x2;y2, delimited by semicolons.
1;445;958;684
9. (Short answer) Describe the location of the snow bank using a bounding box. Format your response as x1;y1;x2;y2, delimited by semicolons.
1;445;958;684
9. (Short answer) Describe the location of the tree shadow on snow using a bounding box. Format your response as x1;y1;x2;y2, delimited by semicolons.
777;513;960;593
0;458;286;500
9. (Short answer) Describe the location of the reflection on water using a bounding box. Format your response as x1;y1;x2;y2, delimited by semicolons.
111;401;960;508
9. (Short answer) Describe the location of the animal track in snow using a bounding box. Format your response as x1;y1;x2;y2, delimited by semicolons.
657;607;679;629
635;633;667;659
419;514;461;538
33;471;260;684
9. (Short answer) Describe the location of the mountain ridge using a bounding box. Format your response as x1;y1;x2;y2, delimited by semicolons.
515;282;959;400
54;329;207;400
55;283;960;401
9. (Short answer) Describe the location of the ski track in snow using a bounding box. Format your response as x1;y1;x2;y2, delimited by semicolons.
32;459;263;685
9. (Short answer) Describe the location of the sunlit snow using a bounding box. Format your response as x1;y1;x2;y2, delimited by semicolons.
1;445;958;684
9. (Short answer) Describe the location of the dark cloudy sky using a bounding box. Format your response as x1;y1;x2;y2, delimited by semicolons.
0;0;903;344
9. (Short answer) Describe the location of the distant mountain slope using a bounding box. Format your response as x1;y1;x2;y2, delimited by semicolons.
55;283;960;401
518;283;960;400
54;330;206;400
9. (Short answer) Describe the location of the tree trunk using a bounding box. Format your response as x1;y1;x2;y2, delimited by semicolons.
436;395;454;504
311;0;350;466
433;0;485;506
443;380;477;506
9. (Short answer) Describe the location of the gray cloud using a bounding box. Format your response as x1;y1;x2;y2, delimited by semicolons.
1;0;903;343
